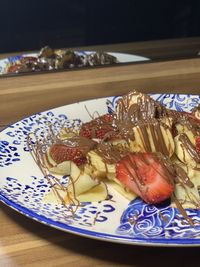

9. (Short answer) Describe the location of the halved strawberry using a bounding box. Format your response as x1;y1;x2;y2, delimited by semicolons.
49;144;87;166
79;114;119;140
116;152;174;204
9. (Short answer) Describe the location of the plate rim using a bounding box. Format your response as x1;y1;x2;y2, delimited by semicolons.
2;193;200;247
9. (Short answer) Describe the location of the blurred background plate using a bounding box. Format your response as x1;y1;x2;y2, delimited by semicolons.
0;51;150;75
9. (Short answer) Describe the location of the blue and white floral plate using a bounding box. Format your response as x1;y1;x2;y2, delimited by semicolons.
1;93;200;247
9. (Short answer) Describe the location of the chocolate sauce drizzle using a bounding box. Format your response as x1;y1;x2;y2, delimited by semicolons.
28;91;200;227
111;91;200;225
179;133;200;164
27;127;82;216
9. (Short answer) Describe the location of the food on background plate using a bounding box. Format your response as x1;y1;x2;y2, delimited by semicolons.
5;46;118;74
29;90;200;224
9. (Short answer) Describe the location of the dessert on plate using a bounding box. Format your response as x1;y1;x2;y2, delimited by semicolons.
29;91;200;223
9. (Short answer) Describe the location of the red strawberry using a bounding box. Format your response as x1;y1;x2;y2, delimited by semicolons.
7;64;22;73
116;152;174;204
101;114;114;122
79;114;118;140
49;144;86;166
195;137;200;154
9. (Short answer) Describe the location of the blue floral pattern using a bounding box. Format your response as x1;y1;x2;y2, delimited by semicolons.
116;199;200;239
0;140;20;167
1;174;116;228
152;94;200;112
107;93;200;113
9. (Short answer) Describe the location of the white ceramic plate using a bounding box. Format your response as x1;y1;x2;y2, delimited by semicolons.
0;51;149;75
1;93;200;247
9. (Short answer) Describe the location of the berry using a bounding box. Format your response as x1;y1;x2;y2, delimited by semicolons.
116;152;174;204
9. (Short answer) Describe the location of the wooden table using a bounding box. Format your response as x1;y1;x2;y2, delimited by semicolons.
1;40;200;266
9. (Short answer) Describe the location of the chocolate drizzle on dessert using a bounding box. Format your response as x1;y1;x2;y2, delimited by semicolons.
173;164;194;188
192;104;200;116
94;142;129;165
167;109;200;136
27;133;69;204
85;91;200;224
112;91;173;156
158;211;168;223
115;91;166;124
27;127;84;216
111;91;200;224
28;90;200;227
171;194;195;226
179;133;200;164
135;121;172;156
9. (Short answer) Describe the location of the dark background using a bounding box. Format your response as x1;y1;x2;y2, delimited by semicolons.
1;0;200;53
